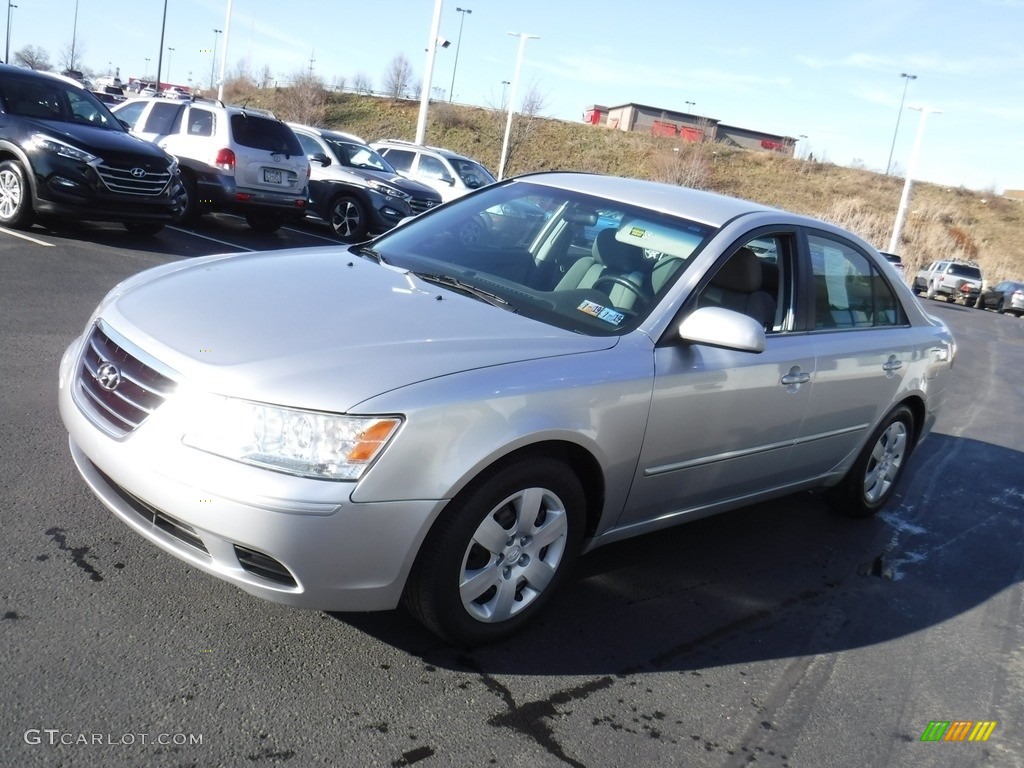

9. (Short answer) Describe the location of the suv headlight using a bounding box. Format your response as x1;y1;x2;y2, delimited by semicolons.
366;180;410;201
182;396;401;480
26;133;99;164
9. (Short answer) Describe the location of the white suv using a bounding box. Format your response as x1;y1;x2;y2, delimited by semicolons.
370;139;495;203
113;97;309;232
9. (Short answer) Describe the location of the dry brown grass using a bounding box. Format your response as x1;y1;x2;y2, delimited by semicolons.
246;88;1024;283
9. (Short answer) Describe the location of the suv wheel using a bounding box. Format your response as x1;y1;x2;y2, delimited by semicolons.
329;194;368;242
245;213;284;233
0;160;34;229
177;172;201;225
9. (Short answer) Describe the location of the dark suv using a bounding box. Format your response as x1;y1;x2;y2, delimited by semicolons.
0;65;185;234
288;123;441;241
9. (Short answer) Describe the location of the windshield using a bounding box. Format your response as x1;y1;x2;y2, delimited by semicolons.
368;180;715;336
451;158;496;189
1;76;122;130
326;139;395;173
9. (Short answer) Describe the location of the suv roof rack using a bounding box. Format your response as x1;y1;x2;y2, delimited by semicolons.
188;94;226;108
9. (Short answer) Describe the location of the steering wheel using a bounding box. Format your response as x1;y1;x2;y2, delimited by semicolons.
591;274;651;303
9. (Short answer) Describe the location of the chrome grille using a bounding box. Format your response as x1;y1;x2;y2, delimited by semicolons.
96;163;172;196
76;323;176;436
409;196;438;214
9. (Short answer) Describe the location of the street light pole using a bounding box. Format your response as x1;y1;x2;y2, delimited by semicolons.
497;31;539;181
166;47;175;86
414;0;444;145
888;106;940;253
216;0;235;101
885;72;917;175
69;0;79;70
210;28;222;91
448;6;471;103
500;79;510;109
5;1;17;64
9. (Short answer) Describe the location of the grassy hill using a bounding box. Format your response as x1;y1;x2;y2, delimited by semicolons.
237;83;1024;284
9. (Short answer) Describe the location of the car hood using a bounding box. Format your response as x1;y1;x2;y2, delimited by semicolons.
99;247;616;413
24;118;172;162
318;165;440;200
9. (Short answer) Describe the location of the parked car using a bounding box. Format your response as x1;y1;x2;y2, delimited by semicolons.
371;138;495;202
0;64;185;234
912;260;983;305
879;251;906;281
59;172;955;645
976;280;1024;316
288;123;441;241
112;97;309;232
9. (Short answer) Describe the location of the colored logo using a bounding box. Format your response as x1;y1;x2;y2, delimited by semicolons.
920;721;997;742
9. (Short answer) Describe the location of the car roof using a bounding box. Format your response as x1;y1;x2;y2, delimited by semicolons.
0;64;87;90
510;171;780;228
286;123;367;145
373;138;475;162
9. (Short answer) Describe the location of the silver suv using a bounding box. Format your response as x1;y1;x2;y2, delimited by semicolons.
112;97;309;232
371;139;495;202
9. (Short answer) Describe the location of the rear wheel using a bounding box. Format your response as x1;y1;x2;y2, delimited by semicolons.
328;195;368;242
123;222;164;236
996;299;1005;314
403;457;585;645
177;172;201;225
245;213;284;233
828;405;915;518
0;159;34;229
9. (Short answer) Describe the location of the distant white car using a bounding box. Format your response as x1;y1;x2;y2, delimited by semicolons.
371;139;495;202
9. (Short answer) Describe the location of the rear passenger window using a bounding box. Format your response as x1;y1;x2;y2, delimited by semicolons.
186;108;214;137
382;149;414;172
809;234;904;329
141;102;184;135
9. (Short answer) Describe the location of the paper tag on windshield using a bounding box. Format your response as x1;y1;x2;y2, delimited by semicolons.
577;300;625;326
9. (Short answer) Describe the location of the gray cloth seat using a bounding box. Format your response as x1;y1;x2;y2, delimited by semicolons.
556;228;648;309
699;247;776;329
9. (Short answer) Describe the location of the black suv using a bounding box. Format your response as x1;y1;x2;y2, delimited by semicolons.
288;123;441;241
0;65;185;234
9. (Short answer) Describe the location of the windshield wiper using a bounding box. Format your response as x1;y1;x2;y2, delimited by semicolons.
357;246;386;264
412;272;514;311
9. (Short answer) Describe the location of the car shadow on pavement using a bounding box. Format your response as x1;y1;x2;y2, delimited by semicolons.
334;433;1023;676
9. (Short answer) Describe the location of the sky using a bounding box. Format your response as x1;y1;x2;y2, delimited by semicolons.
9;0;1024;192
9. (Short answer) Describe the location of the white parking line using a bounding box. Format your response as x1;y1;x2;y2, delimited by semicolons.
0;226;56;246
165;225;257;252
280;224;341;244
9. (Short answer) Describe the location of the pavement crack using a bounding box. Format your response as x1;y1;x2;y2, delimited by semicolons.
45;527;103;582
458;654;613;768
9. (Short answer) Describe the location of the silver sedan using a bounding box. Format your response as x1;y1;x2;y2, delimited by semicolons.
59;173;956;645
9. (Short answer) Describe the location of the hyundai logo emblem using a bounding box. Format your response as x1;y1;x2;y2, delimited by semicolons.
271;154;282;163
130;167;147;179
95;361;122;391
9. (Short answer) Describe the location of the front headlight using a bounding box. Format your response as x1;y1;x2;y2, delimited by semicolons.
26;133;99;164
182;396;401;480
366;180;410;201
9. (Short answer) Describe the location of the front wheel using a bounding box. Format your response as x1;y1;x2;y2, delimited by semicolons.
828;405;915;518
403;457;585;645
0;159;34;229
328;195;369;242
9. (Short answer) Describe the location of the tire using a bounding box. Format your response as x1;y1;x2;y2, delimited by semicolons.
245;213;284;233
925;282;937;300
123;222;164;236
996;299;1005;315
403;456;585;645
177;172;201;225
0;159;34;229
828;405;915;518
328;194;368;242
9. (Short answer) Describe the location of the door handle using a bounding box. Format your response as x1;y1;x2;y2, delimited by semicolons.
780;367;811;390
882;355;903;378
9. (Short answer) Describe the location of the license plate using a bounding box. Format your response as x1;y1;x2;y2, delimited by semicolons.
263;168;283;184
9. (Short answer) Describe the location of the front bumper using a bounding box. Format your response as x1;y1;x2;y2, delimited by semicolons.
58;338;444;612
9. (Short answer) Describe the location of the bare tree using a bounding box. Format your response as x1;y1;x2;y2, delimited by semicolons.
275;71;329;127
352;71;373;95
382;55;414;99
14;45;51;70
490;81;547;176
260;64;273;90
59;40;85;72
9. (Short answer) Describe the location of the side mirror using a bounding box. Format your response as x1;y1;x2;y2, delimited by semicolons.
678;306;765;353
442;174;456;186
118;118;133;131
310;152;331;167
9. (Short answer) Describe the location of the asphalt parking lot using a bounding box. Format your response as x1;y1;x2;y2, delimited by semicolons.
1;217;1022;768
